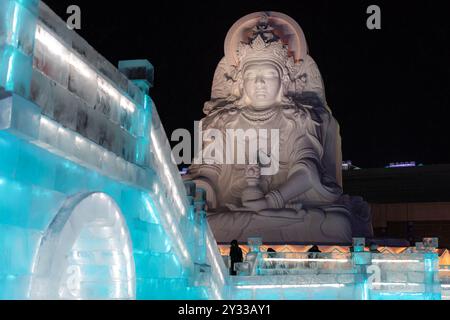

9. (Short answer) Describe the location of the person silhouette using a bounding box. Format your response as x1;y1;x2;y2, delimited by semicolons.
229;240;243;275
307;245;321;269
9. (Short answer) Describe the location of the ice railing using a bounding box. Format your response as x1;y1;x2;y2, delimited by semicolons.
256;252;354;276
367;251;438;294
439;264;450;299
229;243;442;300
231;237;442;296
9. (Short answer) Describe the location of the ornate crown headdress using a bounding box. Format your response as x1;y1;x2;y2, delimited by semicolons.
236;14;294;73
205;12;329;114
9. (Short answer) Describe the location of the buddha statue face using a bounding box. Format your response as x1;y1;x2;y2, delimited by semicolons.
242;62;282;109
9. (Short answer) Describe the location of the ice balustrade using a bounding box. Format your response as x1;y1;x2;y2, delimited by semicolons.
440;265;450;300
227;238;442;300
257;251;354;276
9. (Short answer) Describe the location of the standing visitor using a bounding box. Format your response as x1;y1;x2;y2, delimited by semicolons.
229;240;243;275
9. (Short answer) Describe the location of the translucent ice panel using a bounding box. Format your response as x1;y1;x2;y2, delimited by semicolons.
0;0;37;56
33;25;69;87
67;55;98;106
0;275;33;299
0;45;33;97
29;193;136;300
133;252;183;279
33;23;142;136
118;59;154;86
95;75;121;119
0;93;40;138
0;177;65;230
131;221;171;254
150;107;189;217
0;224;43;276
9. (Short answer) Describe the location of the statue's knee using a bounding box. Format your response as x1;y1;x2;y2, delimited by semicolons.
321;212;352;242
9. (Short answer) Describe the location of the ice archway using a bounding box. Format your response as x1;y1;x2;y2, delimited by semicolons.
30;193;135;299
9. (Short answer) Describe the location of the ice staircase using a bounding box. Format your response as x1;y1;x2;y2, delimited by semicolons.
0;0;227;299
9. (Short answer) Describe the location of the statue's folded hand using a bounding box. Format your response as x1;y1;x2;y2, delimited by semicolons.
242;197;270;212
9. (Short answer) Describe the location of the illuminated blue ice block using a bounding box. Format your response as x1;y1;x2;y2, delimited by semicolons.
0;0;228;300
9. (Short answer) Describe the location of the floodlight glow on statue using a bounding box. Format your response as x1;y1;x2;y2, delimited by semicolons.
185;12;372;243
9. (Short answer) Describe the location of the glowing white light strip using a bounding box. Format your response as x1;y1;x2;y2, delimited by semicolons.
69;54;95;79
155;185;189;260
372;259;421;264
11;2;19;44
371;282;421;287
120;96;136;113
151;129;186;216
439;269;450;272
236;284;345;289
378;292;424;297
441;284;450;288
210;279;223;300
34;25;136;113
143;196;159;224
206;237;225;285
98;76;120;100
264;258;348;263
6;52;14;87
5;3;20;87
35;25;68;57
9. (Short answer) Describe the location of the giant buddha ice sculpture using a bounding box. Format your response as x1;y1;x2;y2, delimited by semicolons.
185;12;372;243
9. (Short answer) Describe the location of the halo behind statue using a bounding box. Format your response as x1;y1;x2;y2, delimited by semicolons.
206;11;329;117
224;11;309;66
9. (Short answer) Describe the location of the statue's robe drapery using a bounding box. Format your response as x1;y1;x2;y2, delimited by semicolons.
186;102;354;243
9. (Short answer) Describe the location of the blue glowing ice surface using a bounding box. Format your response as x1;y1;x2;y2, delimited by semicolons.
0;0;445;300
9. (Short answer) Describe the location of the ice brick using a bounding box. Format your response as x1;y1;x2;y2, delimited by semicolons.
0;225;43;275
0;275;33;299
0;93;40;138
118;60;153;85
95;76;120;120
0;0;38;56
37;2;71;50
68;56;97;106
0;45;33;97
97;58;129;95
33;25;70;87
131;220;171;254
31;69;55;117
385;271;408;283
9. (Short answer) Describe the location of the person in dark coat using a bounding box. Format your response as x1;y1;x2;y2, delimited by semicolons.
369;242;381;253
229;240;243;275
307;245;321;268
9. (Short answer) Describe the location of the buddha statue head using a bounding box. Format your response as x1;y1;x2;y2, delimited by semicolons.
232;18;296;109
241;61;282;109
204;12;329;115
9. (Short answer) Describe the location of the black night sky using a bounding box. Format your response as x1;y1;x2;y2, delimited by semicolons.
44;0;450;169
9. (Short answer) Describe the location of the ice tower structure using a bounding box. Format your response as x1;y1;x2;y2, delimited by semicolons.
0;0;227;299
0;1;446;300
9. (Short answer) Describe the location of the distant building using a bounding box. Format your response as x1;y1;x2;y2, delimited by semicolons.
342;160;361;171
386;161;421;169
343;164;450;248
